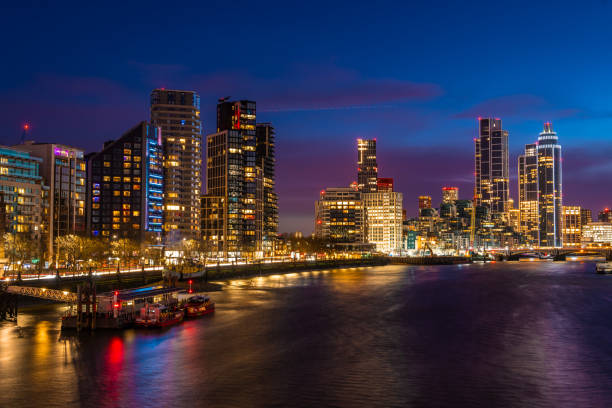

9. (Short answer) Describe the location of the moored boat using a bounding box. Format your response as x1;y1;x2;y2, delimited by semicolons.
184;295;215;317
135;303;184;328
596;262;612;274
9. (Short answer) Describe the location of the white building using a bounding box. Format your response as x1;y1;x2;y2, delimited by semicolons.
363;191;403;254
581;222;612;247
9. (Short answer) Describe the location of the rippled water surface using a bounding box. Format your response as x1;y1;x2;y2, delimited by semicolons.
2;262;612;407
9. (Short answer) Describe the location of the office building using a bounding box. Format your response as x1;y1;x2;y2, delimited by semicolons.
357;139;377;193
598;208;612;223
442;187;459;204
314;186;365;243
562;206;581;247
518;143;539;245
256;123;278;253
363;190;403;254
86;122;163;241
582;222;612;247
581;208;592;226
202;99;261;257
418;195;432;215
474;118;509;215
14;142;86;261
0;146;44;239
150;89;201;240
377;178;393;192
536;122;562;247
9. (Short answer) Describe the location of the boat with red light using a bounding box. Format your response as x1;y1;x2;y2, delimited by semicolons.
135;303;184;328
184;295;215;317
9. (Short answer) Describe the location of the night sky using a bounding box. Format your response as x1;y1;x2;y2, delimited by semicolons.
1;2;611;234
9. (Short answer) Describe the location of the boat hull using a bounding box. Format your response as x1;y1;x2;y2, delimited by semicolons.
185;303;215;318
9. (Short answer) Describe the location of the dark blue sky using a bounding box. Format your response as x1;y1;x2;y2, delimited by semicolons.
1;1;611;233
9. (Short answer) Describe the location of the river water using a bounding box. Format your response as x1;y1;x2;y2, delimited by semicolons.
1;262;612;407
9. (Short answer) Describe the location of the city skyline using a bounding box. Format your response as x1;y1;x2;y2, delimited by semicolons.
1;3;612;234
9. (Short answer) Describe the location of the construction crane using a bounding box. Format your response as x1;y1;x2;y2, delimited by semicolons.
469;188;477;251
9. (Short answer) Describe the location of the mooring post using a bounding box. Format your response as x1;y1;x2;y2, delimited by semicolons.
76;284;82;333
92;280;96;331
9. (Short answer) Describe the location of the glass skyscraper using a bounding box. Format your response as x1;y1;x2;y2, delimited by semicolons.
474;118;509;215
536;122;562;247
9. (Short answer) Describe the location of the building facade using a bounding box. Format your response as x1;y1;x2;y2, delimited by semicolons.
357;139;377;193
0;146;44;240
15;142;86;261
150;89;201;240
562;206;581;247
86;122;163;241
256;123;278;253
582;222;612;247
536;122;562;247
518;143;539;245
442;187;459;204
363;191;403;254
314;187;365;243
474;118;509;215
581;208;592;226
202;100;262;257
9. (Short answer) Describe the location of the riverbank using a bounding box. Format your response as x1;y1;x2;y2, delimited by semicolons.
390;256;472;265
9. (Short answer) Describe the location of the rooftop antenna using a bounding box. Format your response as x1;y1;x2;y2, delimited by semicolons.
20;123;30;144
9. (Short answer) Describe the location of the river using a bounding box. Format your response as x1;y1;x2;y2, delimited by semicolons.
1;262;612;407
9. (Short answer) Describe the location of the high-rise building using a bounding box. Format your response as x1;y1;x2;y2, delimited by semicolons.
256;123;278;253
536;122;562;247
598;208;612;223
202;100;261;257
150;89;201;240
518;143;539;245
581;208;592;226
0;146;45;239
363;190;403;254
314;186;365;243
86;122;163;241
14;142;86;261
442;187;459;204
357;139;377;193
474;118;509;215
377;178;394;192
418;195;432;209
562;206;581;247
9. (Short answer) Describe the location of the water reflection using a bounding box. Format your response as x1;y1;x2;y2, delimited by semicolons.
1;263;612;407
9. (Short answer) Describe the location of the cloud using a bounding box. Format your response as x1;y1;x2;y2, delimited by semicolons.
164;65;443;112
454;94;579;120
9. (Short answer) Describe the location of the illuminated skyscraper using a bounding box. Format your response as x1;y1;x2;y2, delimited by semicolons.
86;122;163;241
474;118;509;215
581;208;592;226
442;187;459;204
202;100;262;257
518;143;539;245
357;139;377;193
150;89;201;240
256;123;278;253
537;122;562;247
418;195;432;209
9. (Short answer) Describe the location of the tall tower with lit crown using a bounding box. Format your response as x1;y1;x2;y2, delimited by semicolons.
536;122;562;247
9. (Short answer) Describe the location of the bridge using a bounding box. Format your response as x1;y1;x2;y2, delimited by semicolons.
490;248;612;260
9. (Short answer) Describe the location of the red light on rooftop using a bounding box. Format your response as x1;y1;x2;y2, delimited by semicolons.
188;280;193;285
24;124;29;130
114;291;119;296
320;190;325;195
317;220;322;224
113;303;119;308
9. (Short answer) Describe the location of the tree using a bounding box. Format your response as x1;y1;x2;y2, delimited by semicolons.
3;233;34;276
110;238;140;266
